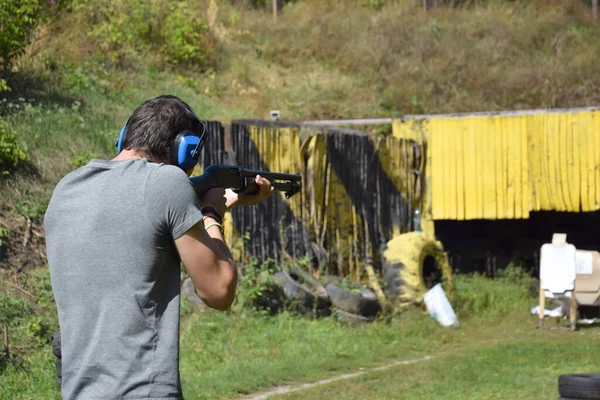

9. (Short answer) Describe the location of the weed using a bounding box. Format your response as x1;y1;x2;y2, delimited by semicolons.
15;199;48;219
0;227;8;248
0;119;28;176
235;258;284;315
70;151;97;168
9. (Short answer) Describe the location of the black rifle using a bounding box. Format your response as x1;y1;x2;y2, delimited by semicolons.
190;164;302;199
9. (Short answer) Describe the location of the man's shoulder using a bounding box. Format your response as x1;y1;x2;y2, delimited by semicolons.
146;163;192;189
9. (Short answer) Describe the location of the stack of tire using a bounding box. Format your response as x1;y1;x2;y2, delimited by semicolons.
51;331;61;389
272;267;380;323
558;374;600;399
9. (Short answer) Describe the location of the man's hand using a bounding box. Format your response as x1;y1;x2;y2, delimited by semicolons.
199;175;274;215
230;175;274;206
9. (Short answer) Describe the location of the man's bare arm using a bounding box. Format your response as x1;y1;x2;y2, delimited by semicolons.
174;219;237;311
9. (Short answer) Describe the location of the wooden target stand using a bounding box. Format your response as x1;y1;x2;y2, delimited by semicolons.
538;234;578;331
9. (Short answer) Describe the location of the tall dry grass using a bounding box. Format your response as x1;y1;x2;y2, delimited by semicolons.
228;0;600;117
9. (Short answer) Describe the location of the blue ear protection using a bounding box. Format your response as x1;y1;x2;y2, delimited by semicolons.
116;106;207;171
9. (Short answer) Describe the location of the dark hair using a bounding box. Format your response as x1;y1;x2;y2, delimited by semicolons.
122;95;204;163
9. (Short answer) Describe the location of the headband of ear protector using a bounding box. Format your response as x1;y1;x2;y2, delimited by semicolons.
116;105;207;171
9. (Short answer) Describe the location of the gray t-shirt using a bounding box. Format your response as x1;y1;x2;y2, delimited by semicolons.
44;158;203;400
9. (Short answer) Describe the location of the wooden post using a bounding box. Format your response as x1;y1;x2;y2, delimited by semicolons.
570;287;577;331
538;285;545;329
593;0;598;21
273;0;282;21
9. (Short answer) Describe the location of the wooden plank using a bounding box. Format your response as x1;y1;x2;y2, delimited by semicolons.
483;117;497;219
596;112;600;209
465;118;477;219
448;120;457;220
521;116;530;218
513;117;522;219
546;114;560;210
571;114;581;212
539;114;552;210
431;121;442;220
558;115;571;211
496;117;506;219
456;119;465;220
565;114;577;211
505;117;515;219
475;118;484;219
585;113;595;211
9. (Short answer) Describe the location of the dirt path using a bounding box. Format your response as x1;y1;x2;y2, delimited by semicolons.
239;355;435;400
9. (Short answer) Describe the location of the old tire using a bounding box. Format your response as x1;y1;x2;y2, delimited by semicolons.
333;309;376;325
558;374;600;399
51;331;61;358
383;232;453;307
322;277;380;317
273;267;331;315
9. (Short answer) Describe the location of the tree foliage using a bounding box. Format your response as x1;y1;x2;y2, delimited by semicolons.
0;118;28;176
0;0;48;76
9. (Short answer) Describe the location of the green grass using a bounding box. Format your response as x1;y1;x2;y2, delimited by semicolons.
275;339;600;400
0;272;597;400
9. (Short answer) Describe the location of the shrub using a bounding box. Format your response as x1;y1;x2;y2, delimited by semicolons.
0;119;28;175
0;0;48;75
235;259;284;314
71;0;218;70
161;2;212;67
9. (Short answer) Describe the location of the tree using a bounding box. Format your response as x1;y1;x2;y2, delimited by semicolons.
0;0;47;81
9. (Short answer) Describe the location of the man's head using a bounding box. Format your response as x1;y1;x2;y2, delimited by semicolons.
119;95;205;169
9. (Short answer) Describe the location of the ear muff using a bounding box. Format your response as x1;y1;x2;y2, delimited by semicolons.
116;108;207;171
116;117;131;153
173;129;206;171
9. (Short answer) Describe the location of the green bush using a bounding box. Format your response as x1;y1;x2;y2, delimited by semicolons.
235;259;283;314
0;119;28;175
72;0;217;70
0;291;32;327
162;2;212;67
0;0;48;75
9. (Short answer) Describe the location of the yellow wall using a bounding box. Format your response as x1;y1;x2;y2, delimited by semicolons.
393;109;600;226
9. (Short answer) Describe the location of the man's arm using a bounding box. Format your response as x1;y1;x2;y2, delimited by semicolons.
174;216;237;311
174;175;273;311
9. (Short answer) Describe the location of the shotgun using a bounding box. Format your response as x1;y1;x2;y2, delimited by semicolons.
190;164;302;199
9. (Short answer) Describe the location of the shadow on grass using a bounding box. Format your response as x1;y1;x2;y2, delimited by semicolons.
0;160;43;193
0;70;83;117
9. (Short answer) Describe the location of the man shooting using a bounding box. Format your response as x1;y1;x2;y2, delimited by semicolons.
44;95;273;399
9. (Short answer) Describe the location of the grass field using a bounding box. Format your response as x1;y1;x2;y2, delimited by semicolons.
274;338;600;400
3;270;597;400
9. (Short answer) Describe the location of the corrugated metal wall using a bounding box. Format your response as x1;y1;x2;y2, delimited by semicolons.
393;109;600;227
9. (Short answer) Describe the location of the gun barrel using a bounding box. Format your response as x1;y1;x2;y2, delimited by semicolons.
241;168;301;182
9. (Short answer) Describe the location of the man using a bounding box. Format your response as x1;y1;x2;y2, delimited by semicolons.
44;95;273;399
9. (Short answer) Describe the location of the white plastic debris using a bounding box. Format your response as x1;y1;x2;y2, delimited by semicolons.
530;305;565;318
423;283;459;328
